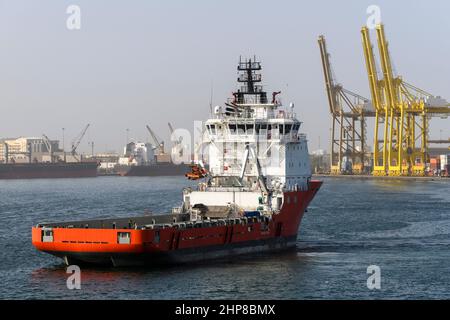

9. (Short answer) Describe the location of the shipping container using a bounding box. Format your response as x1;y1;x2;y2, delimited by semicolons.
444;164;450;177
429;157;440;171
439;154;450;170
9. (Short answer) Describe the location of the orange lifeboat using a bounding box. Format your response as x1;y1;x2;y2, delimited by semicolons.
185;164;207;180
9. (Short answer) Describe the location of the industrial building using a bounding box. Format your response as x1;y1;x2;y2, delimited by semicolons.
0;137;62;163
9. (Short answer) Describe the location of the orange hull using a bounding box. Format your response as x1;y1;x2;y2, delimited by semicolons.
32;181;322;266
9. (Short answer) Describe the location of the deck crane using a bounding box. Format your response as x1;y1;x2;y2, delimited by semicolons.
168;122;182;146
361;24;450;176
168;122;175;135
70;124;90;162
146;125;165;155
168;122;183;158
318;35;374;174
41;134;54;163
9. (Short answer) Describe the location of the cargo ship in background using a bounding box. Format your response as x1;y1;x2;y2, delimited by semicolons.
0;162;98;179
32;57;322;266
110;124;190;177
0;125;99;179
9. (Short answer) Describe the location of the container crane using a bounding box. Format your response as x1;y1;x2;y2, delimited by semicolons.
318;35;374;174
71;124;90;162
361;24;450;176
361;26;388;176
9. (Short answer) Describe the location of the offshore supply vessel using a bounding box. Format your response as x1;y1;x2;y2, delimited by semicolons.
32;58;322;266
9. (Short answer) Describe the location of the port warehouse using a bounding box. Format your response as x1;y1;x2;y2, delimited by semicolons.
0;137;64;163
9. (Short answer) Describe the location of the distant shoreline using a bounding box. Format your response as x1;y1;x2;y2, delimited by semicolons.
312;174;449;182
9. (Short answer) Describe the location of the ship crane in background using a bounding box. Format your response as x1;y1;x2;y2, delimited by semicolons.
168;122;175;137
361;24;450;176
168;122;183;158
41;134;54;163
318;35;374;175
70;124;90;162
146;124;165;155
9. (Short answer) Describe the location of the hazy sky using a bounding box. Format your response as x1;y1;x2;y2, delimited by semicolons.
1;0;449;154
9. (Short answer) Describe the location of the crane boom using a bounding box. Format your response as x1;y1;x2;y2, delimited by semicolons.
71;124;90;156
146;124;164;154
318;35;339;115
361;26;383;113
168;122;174;134
146;125;160;146
42;134;53;162
375;24;398;112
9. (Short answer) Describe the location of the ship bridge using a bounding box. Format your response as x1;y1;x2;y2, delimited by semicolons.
201;57;311;195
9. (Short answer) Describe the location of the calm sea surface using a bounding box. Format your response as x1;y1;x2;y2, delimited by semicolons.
0;176;449;299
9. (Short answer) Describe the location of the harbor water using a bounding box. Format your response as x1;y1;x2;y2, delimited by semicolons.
0;176;449;299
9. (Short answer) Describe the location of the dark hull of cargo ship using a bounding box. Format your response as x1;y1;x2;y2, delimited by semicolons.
116;163;190;177
0;162;98;179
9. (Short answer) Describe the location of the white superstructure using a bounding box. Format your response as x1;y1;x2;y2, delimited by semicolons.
204;103;311;190
119;141;155;166
183;58;312;216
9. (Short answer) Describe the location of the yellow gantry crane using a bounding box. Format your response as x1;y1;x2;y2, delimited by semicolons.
361;24;450;176
318;35;374;174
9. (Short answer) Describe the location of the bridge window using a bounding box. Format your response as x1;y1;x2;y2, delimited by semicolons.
246;124;254;135
229;124;237;134
285;124;292;135
266;125;272;140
